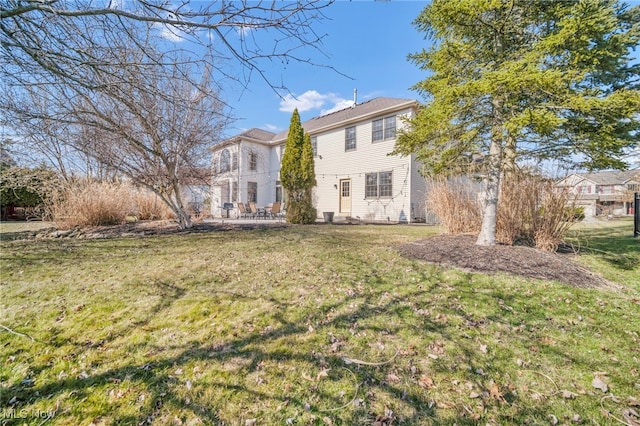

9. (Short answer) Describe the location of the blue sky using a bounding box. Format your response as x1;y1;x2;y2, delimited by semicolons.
224;1;429;135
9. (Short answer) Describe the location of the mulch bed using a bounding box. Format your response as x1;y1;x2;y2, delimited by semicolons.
396;234;617;289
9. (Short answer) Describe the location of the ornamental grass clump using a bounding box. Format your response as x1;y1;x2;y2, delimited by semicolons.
52;179;134;228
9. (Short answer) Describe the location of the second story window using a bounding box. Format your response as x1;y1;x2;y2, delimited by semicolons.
372;116;397;142
249;152;257;171
345;126;356;151
232;152;238;171
219;149;230;173
311;136;318;158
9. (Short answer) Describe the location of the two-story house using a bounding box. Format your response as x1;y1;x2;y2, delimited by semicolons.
210;97;428;223
556;169;640;217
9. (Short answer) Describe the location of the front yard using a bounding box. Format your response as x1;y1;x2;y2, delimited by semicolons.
1;221;638;425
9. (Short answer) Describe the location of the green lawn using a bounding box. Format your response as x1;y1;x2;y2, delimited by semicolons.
1;222;638;425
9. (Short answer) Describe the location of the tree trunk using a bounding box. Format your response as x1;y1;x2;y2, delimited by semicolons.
503;133;517;177
476;98;504;246
168;182;192;229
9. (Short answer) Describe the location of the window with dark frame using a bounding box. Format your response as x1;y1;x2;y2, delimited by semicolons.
365;171;393;198
247;181;257;203
345;126;356;151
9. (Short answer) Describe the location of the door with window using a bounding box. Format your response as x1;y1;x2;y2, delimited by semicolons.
339;179;351;214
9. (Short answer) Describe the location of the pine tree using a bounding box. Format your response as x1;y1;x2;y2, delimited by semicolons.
280;109;317;224
395;0;640;246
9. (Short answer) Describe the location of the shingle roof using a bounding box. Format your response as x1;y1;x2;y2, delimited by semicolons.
272;97;417;142
237;128;276;142
576;169;640;185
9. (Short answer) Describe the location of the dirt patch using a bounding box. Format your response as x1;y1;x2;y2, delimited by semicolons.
396;233;617;289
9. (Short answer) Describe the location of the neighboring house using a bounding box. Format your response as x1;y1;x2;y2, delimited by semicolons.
556;169;640;217
210;97;428;222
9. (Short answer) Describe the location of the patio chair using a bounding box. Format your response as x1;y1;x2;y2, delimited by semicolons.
248;201;262;219
269;201;284;220
237;202;251;219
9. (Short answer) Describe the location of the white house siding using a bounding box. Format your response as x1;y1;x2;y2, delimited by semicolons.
309;107;419;222
409;155;427;221
210;98;427;221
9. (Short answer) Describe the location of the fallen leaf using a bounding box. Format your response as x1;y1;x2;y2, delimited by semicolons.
245;419;257;426
469;391;481;399
386;373;401;383
479;344;488;354
488;381;505;402
418;375;434;389
316;369;330;381
629;397;640;406
592;376;608;393
561;390;576;399
622;408;640;426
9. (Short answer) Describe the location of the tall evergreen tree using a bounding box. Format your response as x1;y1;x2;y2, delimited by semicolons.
395;0;640;246
280;109;317;224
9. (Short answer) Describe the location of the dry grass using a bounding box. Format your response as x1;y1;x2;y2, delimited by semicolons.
0;224;638;425
497;173;577;251
51;181;175;228
427;173;577;251
51;180;134;228
131;188;175;221
426;177;481;234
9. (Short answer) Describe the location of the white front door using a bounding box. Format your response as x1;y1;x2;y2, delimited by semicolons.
339;179;351;214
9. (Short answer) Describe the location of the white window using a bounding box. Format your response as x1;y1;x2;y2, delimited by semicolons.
372;116;396;142
345;126;356;151
365;171;393;198
249;152;257;171
232;152;238;171
219;149;230;173
311;136;318;158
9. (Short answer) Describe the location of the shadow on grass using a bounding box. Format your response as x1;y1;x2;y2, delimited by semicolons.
570;225;640;271
1;226;612;424
1;273;560;425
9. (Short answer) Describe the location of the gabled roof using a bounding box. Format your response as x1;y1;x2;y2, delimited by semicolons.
574;169;640;185
237;128;276;143
272;97;417;142
216;97;418;150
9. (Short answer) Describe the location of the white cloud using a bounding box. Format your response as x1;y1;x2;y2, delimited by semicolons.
263;124;282;133
279;90;353;114
159;24;186;42
320;99;356;116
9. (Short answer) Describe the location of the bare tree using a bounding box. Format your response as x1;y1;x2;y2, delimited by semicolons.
1;1;334;228
1;1;333;93
7;32;230;228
